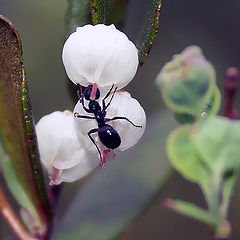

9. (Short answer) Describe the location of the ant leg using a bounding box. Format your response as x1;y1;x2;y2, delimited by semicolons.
104;87;118;111
82;103;92;114
74;112;96;119
102;85;115;110
105;116;142;128
88;128;102;160
76;84;83;101
103;85;115;100
102;86;118;111
76;84;92;113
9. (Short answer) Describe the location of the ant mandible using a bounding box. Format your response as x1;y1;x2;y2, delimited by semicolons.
74;83;142;167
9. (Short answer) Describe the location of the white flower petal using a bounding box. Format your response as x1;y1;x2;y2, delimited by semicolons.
55;151;98;184
37;110;81;169
62;24;139;89
36;110;99;185
73;91;146;155
105;91;146;151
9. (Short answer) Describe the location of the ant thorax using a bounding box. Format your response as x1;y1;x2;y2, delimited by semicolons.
88;100;101;114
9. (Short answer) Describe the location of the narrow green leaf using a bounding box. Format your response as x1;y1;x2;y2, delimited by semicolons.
0;16;51;226
90;0;128;27
66;0;128;32
104;0;129;29
65;0;91;37
164;199;216;225
1;155;40;225
136;0;162;66
90;0;105;25
0;139;4;163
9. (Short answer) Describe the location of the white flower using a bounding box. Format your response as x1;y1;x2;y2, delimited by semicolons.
73;90;146;164
62;24;139;90
36;110;99;185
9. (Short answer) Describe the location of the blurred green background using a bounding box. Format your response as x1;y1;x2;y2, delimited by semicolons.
1;0;240;239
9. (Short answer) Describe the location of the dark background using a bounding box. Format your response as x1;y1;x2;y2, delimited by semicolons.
1;0;240;239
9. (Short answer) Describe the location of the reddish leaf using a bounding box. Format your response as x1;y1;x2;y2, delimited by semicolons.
0;15;52;233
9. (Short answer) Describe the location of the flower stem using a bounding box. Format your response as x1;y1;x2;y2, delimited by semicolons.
0;185;36;240
44;183;64;240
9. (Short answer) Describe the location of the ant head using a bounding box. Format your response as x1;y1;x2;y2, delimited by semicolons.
84;84;100;101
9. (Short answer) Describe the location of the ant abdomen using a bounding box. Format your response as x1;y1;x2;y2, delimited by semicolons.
98;124;121;149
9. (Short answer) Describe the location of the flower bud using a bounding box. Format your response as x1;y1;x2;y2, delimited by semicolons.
73;91;146;157
36;111;99;185
62;24;139;90
174;86;221;124
156;45;216;116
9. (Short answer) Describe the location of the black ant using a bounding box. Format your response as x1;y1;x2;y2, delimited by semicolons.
74;83;142;167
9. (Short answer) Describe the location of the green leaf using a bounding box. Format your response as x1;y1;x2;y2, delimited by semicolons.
136;0;162;66
53;111;176;240
104;0;129;29
1;155;40;228
0;139;4;163
90;0;105;25
0;16;51;227
163;199;216;225
65;0;128;33
65;0;91;37
193;116;240;172
167;125;208;183
220;173;238;219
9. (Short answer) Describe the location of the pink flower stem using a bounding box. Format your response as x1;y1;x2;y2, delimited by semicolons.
101;149;109;167
90;83;98;100
49;168;59;186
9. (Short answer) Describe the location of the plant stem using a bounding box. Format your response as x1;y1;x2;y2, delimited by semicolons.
208;172;222;221
44;183;64;240
224;67;239;119
0;185;37;240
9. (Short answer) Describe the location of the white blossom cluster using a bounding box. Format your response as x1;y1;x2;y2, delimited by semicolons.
36;24;146;185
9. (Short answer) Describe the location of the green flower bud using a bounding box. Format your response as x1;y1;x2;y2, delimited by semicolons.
156;46;216;116
175;86;221;124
